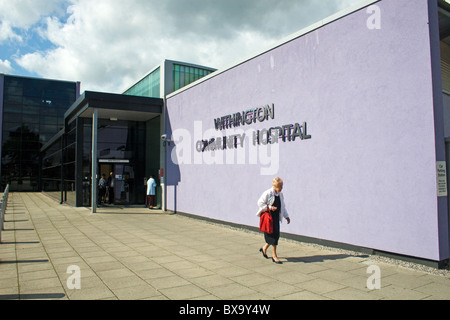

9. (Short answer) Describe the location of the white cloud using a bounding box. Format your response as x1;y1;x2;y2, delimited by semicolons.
0;20;22;42
0;59;13;73
0;0;66;27
0;0;68;42
12;0;361;93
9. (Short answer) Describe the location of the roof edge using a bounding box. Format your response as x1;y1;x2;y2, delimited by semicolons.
166;0;380;99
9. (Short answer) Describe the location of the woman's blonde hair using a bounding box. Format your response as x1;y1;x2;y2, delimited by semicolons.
272;177;283;187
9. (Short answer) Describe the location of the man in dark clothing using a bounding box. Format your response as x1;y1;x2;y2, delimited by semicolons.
107;171;115;205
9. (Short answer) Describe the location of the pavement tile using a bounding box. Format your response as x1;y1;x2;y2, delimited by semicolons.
75;275;106;290
19;277;63;291
112;285;160;300
159;284;210;300
281;261;330;274
230;273;273;287
172;266;215;279
251;280;300;298
66;286;115;300
309;268;357;282
1;192;449;301
189;274;234;288
296;278;347;295
84;255;118;264
278;290;330;300
414;281;450;299
269;270;316;284
207;283;258;300
19;269;59;282
125;260;161;272
382;272;436;289
323;287;382;300
89;261;124;272
139;267;176;280
96;268;136;279
334;274;372;291
215;265;253;278
368;284;430;300
146;275;191;290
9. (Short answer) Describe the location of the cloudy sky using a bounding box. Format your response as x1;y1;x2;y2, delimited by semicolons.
0;0;361;93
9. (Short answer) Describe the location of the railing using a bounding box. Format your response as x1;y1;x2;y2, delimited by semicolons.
0;184;10;243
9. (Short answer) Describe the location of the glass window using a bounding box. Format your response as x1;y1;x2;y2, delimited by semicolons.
2;75;77;190
6;85;23;96
64;162;75;181
3;112;22;122
4;103;22;113
173;64;214;93
124;68;160;98
4;94;23;104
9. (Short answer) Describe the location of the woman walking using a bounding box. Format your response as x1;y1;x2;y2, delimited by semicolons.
257;177;290;264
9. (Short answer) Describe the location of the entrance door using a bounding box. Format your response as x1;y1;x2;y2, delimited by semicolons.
99;163;134;205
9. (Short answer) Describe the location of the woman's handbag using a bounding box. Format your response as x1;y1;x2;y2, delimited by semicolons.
259;206;273;234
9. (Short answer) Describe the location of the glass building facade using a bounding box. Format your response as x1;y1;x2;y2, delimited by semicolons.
0;74;79;191
9;60;215;207
41;120;77;205
173;64;214;91
124;60;215;98
121;60;215;209
124;67;161;98
41;91;163;207
41;118;151;207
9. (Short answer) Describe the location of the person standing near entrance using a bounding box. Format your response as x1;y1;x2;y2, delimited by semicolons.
107;171;115;205
257;177;291;264
146;175;157;209
98;174;107;204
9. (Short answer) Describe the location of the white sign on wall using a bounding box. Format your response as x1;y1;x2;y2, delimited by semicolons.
436;161;448;197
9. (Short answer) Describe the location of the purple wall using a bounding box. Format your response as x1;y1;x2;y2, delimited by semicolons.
166;0;449;262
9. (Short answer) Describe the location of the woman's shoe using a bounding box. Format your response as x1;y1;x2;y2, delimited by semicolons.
259;248;269;259
272;258;282;264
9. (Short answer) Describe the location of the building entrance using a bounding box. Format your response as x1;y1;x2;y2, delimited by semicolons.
99;161;134;205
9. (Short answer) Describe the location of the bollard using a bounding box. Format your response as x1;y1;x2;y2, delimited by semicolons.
0;185;10;244
0;199;3;227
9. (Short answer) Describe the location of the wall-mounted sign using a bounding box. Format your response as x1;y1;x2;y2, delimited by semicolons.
196;104;311;153
437;161;448;197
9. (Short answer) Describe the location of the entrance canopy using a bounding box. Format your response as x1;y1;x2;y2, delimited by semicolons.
63;91;164;212
65;91;163;124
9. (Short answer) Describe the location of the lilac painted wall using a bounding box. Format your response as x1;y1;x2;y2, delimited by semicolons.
166;0;449;262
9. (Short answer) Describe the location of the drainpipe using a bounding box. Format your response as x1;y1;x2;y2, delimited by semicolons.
91;108;98;213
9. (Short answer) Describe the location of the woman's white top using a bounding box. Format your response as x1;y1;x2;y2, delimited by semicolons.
256;188;290;223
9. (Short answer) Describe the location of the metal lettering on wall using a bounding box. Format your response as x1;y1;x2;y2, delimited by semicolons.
196;104;311;152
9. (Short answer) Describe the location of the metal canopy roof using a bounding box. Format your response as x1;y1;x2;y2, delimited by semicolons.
65;91;163;124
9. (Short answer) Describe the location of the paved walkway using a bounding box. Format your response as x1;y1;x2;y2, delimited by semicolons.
0;193;449;300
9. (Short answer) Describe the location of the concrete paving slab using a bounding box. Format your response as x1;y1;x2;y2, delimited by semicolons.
0;192;448;302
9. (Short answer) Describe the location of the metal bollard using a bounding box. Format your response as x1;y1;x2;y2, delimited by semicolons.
0;185;10;244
